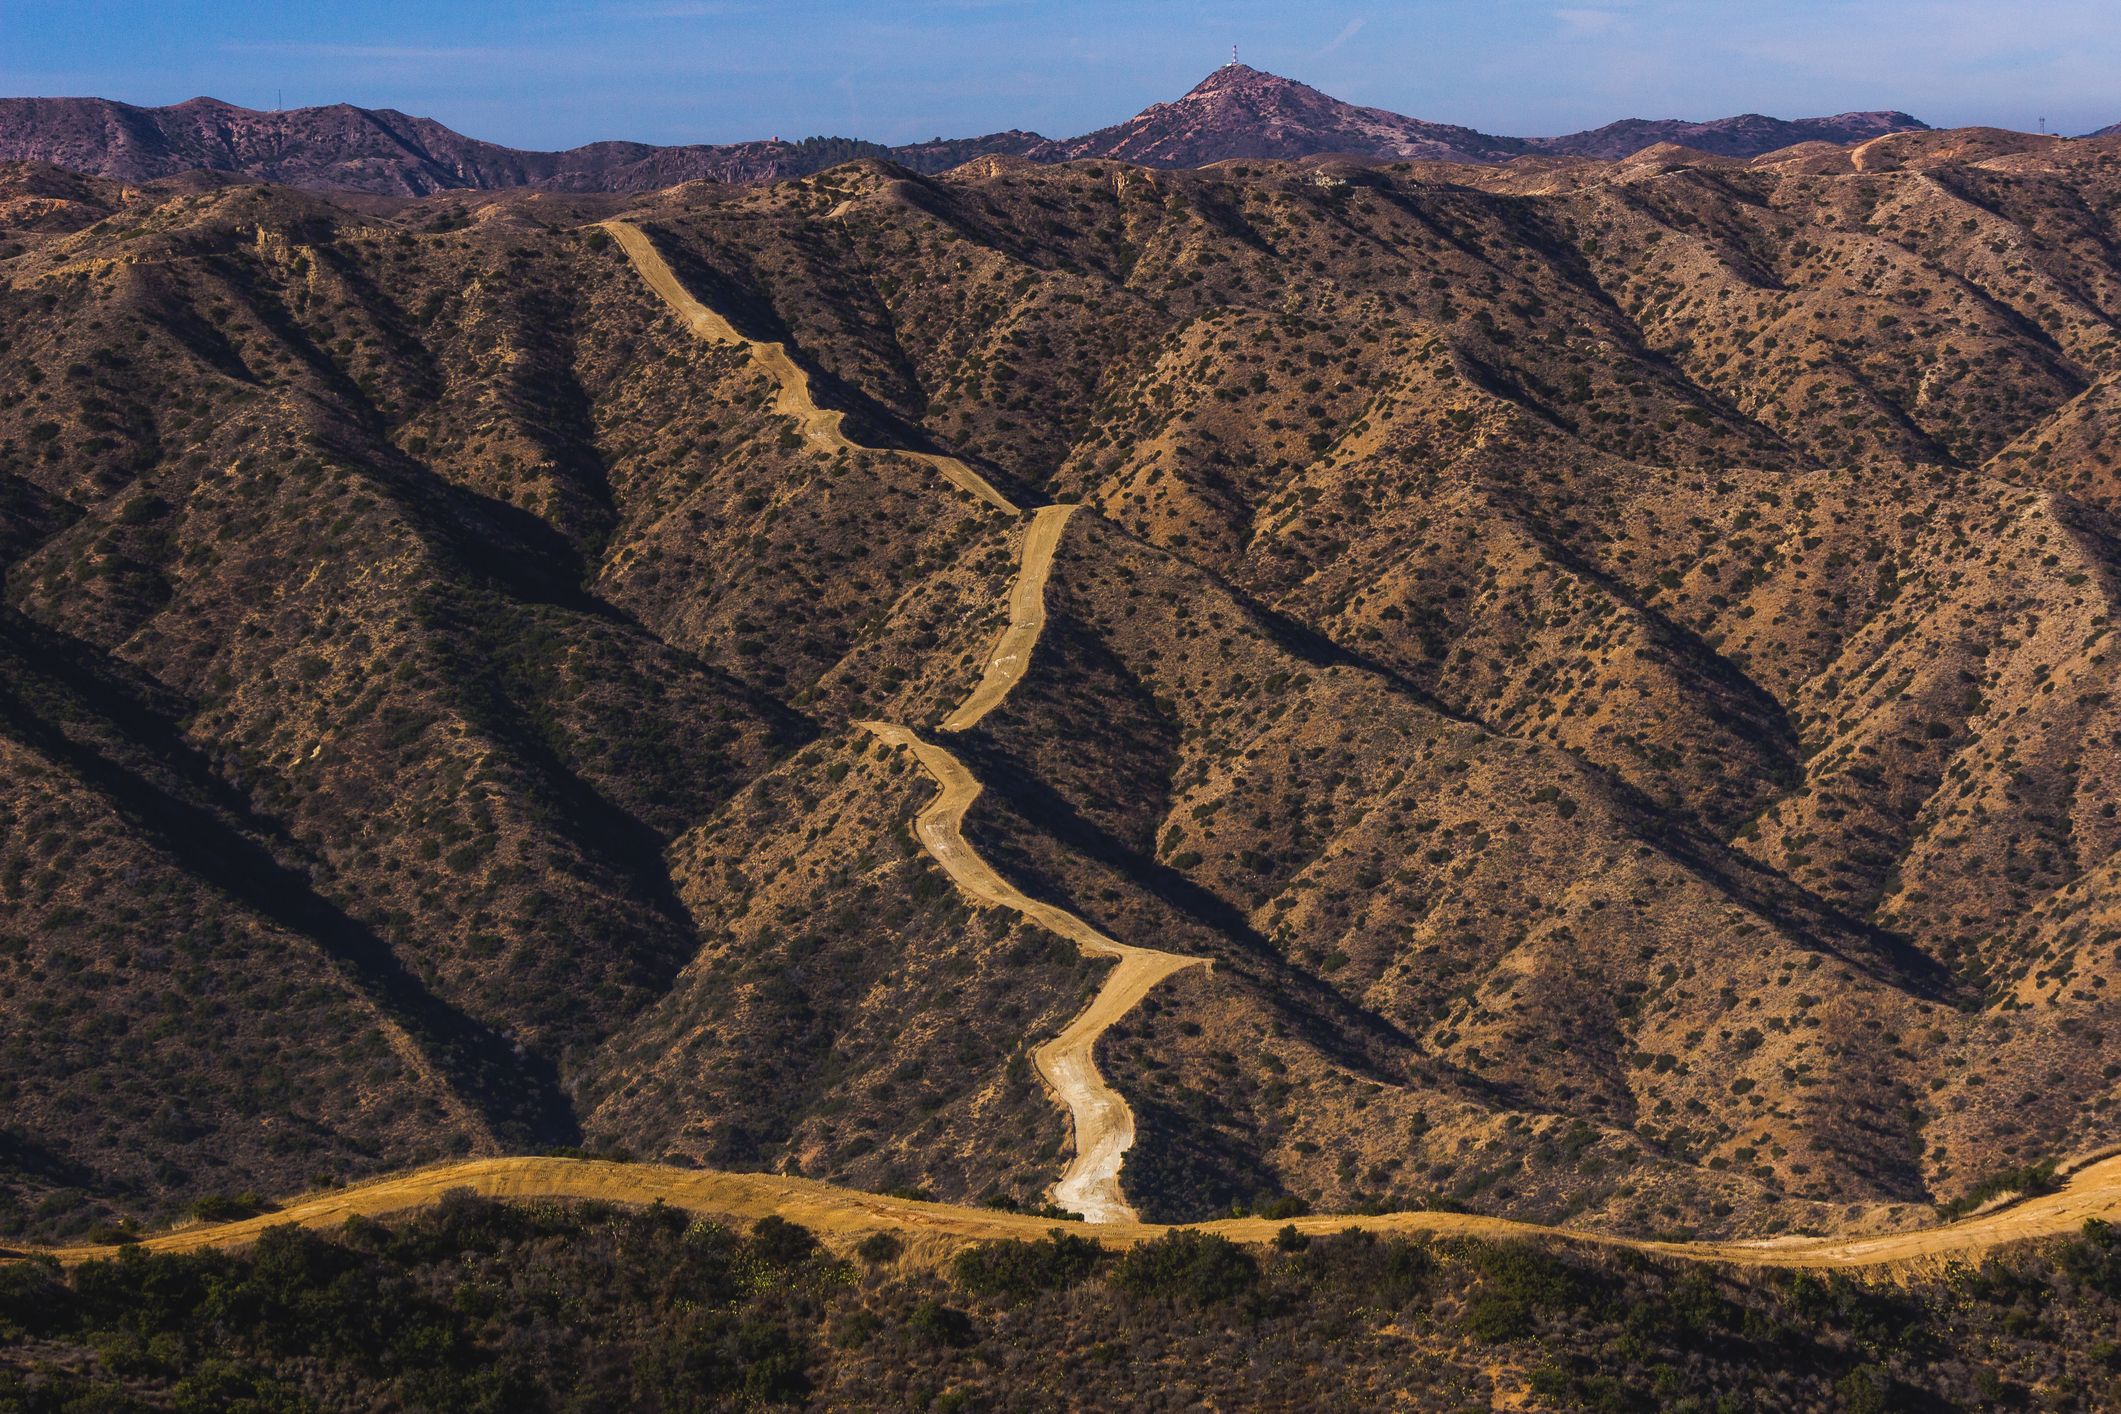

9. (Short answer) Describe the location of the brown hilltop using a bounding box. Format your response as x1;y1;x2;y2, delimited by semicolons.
1;129;2119;1248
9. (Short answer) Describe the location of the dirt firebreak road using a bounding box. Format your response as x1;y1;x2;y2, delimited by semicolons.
26;1152;2121;1272
856;720;1205;1224
607;220;1207;1222
600;221;1018;515
31;221;2112;1270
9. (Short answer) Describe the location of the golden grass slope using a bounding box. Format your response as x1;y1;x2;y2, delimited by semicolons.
22;1148;2121;1275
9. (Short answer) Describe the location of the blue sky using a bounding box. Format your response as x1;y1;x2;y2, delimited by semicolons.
3;1;2115;149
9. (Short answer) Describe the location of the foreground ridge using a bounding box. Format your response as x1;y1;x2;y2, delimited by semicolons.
607;221;1205;1221
19;1150;2121;1270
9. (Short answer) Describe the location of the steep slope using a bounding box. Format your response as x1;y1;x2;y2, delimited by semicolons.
4;135;2121;1248
582;225;1200;1222
615;148;2121;1225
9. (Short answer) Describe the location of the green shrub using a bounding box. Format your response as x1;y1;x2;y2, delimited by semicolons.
1464;1291;1535;1341
2060;1219;2121;1298
953;1230;1104;1303
1296;1230;1435;1308
907;1299;976;1348
189;1192;271;1223
1111;1230;1257;1305
1834;1363;1913;1413
855;1231;904;1266
118;494;171;525
1461;1241;1596;1341
750;1215;820;1266
1943;1161;2060;1217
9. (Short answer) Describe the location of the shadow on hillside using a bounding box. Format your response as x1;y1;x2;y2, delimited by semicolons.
0;612;579;1148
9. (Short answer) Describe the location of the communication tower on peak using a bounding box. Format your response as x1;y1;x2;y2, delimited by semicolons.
1228;45;1238;67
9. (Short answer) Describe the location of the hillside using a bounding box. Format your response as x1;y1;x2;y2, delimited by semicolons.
2;126;2121;1252
13;1189;2121;1411
0;67;1932;194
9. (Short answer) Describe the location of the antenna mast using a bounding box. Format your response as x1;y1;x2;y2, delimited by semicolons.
1230;44;1238;67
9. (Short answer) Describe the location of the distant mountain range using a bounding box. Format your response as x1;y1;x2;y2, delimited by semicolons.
0;63;1943;195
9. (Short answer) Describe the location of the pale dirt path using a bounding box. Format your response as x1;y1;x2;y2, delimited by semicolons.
603;216;1201;1222
859;721;1207;1223
585;215;2121;1255
25;1150;2121;1274
600;220;1019;516
941;503;1079;733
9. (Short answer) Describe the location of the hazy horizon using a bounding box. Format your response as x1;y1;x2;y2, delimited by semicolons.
3;1;2114;152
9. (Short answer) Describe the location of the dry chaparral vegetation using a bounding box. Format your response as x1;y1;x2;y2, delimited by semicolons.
9;1189;2121;1409
4;110;2121;1407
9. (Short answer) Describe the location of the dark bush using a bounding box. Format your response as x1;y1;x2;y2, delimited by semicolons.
1111;1230;1258;1306
2061;1219;2121;1298
189;1192;271;1222
1461;1241;1597;1342
906;1299;977;1348
1835;1363;1916;1413
1943;1161;2060;1218
751;1215;820;1266
636;1309;813;1406
1293;1230;1434;1309
0;1259;71;1338
855;1231;904;1266
953;1229;1105;1303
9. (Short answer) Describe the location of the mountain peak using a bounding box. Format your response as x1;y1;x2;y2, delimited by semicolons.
1044;62;1515;167
1182;62;1288;94
1170;62;1340;116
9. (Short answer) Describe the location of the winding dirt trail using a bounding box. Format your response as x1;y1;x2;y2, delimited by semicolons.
605;217;1205;1223
600;221;1019;515
23;1150;2121;1273
872;497;1209;1221
859;721;1205;1223
941;503;1079;732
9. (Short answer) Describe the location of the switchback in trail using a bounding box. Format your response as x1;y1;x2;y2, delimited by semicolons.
858;722;1205;1223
